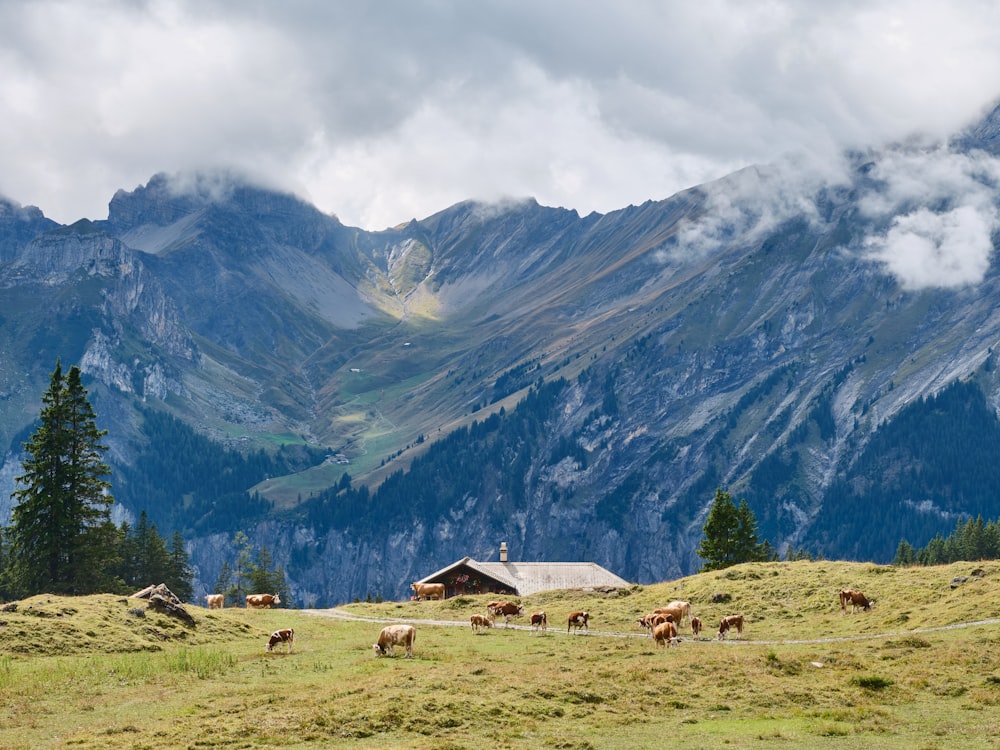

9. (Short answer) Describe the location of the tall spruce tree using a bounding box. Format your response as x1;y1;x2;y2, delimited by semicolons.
8;362;117;595
697;488;768;571
166;531;194;601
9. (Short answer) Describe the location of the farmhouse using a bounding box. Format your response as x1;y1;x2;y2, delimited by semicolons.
412;542;630;598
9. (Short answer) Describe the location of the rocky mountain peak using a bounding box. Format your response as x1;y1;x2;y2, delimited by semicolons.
107;171;338;235
0;197;58;262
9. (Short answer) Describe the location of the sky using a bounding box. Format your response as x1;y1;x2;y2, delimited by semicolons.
1;0;1000;234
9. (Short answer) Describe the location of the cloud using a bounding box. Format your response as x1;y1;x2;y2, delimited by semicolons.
663;152;849;260
866;205;997;288
0;1;999;229
858;147;1000;288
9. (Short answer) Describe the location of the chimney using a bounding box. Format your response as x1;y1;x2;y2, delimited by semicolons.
499;542;508;562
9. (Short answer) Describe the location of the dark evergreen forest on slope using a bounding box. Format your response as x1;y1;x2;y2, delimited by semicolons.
808;378;1000;561
110;369;1000;569
115;410;326;536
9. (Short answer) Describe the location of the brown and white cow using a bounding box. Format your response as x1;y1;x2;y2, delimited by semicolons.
246;593;281;609
488;601;524;625
204;594;224;610
470;614;493;632
567;611;590;633
653;619;678;647
663;600;691;625
266;628;294;653
653;605;686;631
690;616;703;638
637;612;673;636
717;614;744;640
839;588;873;613
373;624;416;658
530;611;547;634
411;582;446;600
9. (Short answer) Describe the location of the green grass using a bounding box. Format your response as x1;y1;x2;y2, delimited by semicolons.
3;560;1000;748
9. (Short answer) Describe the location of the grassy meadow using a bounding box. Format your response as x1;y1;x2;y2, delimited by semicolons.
2;560;1000;748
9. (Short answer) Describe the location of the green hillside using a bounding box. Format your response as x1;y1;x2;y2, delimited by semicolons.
2;560;999;748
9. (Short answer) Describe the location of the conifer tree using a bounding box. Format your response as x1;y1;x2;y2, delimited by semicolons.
166;531;194;602
893;539;916;566
697;488;768;571
8;362;117;595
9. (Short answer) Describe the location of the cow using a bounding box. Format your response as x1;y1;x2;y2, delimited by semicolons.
530;611;547;634
636;614;655;634
663;600;691;626
653;619;678;647
411;582;446;600
470;614;493;632
690;616;703;638
637;612;673;636
246;593;281;609
653;606;686;631
839;588;873;613
488;601;524;625
204;594;224;610
266;628;294;653
567;611;590;633
373;624;416;658
717;614;744;640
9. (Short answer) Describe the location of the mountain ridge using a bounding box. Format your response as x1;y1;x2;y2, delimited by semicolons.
2;102;1000;603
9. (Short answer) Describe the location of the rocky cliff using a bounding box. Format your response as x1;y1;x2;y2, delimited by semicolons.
3;103;1000;604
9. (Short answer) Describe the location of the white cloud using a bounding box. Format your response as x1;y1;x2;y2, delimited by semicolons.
665;152;850;259
865;205;997;289
0;0;999;229
858;147;1000;288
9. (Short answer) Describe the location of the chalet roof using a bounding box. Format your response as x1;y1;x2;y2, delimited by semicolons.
417;556;630;596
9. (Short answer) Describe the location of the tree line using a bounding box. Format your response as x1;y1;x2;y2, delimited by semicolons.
893;515;1000;567
0;361;286;604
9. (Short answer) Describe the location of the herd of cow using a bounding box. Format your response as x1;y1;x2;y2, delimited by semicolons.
203;583;873;657
382;585;875;656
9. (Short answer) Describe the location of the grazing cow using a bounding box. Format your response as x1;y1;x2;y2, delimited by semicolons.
567;611;590;633
410;582;446;601
653;606;686;631
470;614;493;632
637;612;674;636
246;593;280;609
663;600;691;625
717;614;744;640
373;624;416;658
266;628;294;653
839;588;872;613
653;620;678;647
488;601;525;625
530;611;547;634
690;616;703;638
204;594;224;610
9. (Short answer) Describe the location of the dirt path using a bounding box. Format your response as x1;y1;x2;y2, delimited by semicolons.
304;606;1000;645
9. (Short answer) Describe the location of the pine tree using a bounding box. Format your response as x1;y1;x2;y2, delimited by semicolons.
893;539;916;566
130;510;170;586
8;362;116;595
248;545;288;602
697;489;741;571
166;531;194;601
697;488;769;571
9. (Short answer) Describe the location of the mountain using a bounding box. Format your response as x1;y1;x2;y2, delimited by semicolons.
3;103;1000;605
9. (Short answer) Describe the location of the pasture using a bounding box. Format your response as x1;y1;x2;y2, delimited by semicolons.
2;560;1000;748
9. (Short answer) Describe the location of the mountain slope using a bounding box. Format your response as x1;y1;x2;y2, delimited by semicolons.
2;104;1000;603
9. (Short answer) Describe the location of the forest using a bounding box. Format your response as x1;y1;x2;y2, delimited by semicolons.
114;409;326;536
103;365;1000;576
